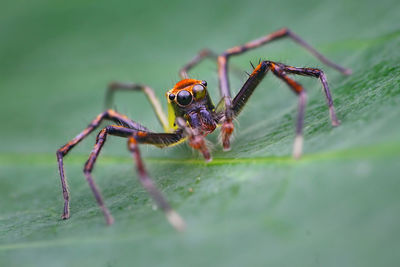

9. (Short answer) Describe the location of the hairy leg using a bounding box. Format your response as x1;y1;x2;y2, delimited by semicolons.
128;136;186;231
77;124;186;230
217;28;351;149
179;49;245;81
228;60;340;158
56;109;149;220
179;49;218;79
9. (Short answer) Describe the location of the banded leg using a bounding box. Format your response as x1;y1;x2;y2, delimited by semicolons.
56;109;149;220
230;60;339;158
280;65;340;126
82;125;185;230
217;28;351;149
128;136;186;231
105;82;169;132
83;127;114;225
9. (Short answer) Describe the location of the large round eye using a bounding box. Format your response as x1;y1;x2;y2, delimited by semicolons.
176;90;193;106
192;84;206;99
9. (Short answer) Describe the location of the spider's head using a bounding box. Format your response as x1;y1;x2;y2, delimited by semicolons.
167;79;216;133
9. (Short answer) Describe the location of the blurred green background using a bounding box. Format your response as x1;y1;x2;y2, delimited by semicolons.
1;0;399;266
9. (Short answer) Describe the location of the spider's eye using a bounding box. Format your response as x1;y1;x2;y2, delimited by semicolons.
201;80;207;87
169;93;175;101
176;90;193;106
192;84;206;99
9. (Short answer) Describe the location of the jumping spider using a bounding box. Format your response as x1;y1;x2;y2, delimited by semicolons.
57;28;351;231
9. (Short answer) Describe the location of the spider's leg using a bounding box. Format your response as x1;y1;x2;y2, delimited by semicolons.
56;109;149;220
105;82;169;131
230;60;338;159
179;49;245;80
232;61;340;124
267;63;307;159
127;133;186;231
179;49;218;79
83;126;115;225
279;65;340;126
83;125;186;230
217;28;351;150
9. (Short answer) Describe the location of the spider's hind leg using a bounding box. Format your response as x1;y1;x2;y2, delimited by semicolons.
179;49;245;80
179;49;218;79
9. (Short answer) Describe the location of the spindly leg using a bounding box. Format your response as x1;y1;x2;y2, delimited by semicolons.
230;60;339;158
217;28;351;149
279;66;340;126
83;127;114;225
56;109;149;220
128;136;186;231
179;49;218;79
179;49;245;84
83;125;186;230
233;61;340;124
105;82;169;132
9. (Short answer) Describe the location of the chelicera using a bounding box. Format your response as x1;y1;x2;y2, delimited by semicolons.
57;28;351;231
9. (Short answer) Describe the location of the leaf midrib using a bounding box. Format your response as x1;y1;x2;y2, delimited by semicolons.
0;140;398;166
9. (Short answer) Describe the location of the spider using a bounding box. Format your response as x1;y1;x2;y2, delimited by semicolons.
57;28;351;231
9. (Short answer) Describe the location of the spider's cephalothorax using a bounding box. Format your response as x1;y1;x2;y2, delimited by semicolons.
57;28;351;231
167;79;216;135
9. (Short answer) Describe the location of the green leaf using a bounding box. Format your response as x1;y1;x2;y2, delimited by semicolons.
1;0;399;266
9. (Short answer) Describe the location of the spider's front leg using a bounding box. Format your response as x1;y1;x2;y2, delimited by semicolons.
230;60;340;158
217;28;351;150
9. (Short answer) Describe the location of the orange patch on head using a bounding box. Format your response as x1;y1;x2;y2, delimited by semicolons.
174;79;200;90
167;79;204;98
